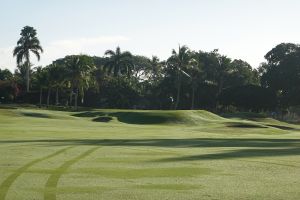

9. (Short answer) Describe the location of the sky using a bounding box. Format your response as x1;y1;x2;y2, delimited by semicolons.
1;0;300;72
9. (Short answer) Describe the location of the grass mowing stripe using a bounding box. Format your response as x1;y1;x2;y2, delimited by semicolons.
44;147;99;200
1;108;300;200
0;147;72;200
237;158;299;168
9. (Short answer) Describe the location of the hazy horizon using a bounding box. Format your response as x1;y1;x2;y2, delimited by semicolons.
1;0;300;72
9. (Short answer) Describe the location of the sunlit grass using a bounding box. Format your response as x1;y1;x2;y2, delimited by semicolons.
0;106;300;200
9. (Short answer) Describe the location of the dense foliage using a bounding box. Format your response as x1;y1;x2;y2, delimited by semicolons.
1;27;300;111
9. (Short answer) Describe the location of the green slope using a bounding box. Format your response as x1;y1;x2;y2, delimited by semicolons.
0;106;300;200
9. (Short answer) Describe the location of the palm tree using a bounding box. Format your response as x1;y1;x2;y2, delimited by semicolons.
13;26;43;92
14;62;30;89
215;55;232;95
167;45;191;109
47;63;67;106
42;67;52;107
92;65;104;92
149;56;164;83
188;54;204;109
209;50;232;109
104;47;133;77
65;55;94;110
33;66;48;107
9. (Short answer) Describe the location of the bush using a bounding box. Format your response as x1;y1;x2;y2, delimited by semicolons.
219;85;277;112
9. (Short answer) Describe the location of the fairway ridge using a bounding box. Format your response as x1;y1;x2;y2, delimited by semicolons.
1;108;300;199
44;147;99;200
0;147;72;200
73;110;225;125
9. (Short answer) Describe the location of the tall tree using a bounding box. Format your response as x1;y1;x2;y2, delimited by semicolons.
104;47;133;77
167;45;191;109
13;26;43;92
149;56;164;84
264;43;298;65
188;53;205;109
48;63;67;105
131;55;152;81
65;55;94;110
215;55;232;95
33;66;48;107
260;43;300;107
225;59;259;87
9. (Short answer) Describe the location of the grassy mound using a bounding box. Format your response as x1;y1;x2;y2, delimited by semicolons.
1;106;300;200
73;110;225;125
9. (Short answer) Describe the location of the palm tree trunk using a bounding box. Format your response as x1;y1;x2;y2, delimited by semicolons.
157;91;162;110
218;76;224;95
26;62;30;92
74;88;78;110
216;76;224;110
47;88;51;107
118;67;121;76
175;83;181;110
69;90;73;107
191;86;195;110
39;87;43;108
174;74;181;110
81;90;84;104
55;88;59;105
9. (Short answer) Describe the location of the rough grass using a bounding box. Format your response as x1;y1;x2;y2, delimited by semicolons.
0;106;300;200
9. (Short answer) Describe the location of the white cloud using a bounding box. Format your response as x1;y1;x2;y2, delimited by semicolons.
0;36;130;72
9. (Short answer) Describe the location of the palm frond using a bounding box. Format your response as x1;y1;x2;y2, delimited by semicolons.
31;49;41;61
104;50;115;56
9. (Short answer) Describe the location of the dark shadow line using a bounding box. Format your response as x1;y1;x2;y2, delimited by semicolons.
72;111;184;125
160;147;300;162
1;138;300;148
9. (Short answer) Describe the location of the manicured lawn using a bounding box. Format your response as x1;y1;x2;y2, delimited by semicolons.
0;106;300;200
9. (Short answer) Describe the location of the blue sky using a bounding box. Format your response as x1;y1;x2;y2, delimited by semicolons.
1;0;300;71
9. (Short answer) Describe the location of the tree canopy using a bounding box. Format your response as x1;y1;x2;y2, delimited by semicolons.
3;27;300;112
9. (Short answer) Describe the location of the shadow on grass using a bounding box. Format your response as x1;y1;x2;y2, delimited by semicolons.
225;122;267;129
225;122;298;131
21;112;51;118
73;111;182;124
92;116;113;122
1;138;300;160
73;111;108;118
266;124;297;131
222;112;267;120
162;147;300;162
0;106;17;110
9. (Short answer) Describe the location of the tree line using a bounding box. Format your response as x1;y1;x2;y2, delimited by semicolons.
0;26;299;112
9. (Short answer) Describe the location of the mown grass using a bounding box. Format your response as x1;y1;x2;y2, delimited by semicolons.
0;106;300;200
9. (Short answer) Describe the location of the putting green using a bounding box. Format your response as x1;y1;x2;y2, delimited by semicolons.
0;106;300;200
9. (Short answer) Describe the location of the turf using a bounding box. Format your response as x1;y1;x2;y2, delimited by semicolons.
0;106;300;200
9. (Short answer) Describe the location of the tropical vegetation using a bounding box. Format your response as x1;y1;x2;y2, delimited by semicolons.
1;27;300;114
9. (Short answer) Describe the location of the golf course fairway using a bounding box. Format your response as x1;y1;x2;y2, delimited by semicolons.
0;106;300;200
